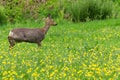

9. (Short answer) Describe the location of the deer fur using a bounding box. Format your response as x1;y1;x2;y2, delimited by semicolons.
8;15;57;48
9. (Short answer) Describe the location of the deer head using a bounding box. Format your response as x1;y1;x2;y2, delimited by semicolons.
45;15;57;26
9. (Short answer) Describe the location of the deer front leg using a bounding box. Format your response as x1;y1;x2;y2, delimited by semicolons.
37;42;41;47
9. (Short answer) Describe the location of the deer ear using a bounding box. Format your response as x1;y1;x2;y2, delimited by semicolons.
42;18;46;21
47;14;51;18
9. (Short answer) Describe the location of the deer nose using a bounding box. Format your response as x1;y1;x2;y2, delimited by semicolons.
54;23;57;26
54;22;57;26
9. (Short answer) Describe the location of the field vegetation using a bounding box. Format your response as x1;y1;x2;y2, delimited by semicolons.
0;0;120;80
0;19;120;80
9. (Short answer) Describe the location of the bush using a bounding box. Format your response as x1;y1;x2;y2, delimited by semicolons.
1;0;61;23
100;1;113;19
111;2;120;18
66;0;118;22
0;0;119;23
1;0;42;23
0;6;7;25
39;0;59;18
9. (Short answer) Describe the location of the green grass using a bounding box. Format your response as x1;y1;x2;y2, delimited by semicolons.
0;19;120;80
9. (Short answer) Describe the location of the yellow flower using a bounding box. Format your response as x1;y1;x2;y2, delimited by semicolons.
2;77;9;80
11;65;16;69
116;68;120;71
19;74;25;78
96;68;101;75
0;55;3;59
63;67;69;71
77;70;82;74
32;72;39;77
35;67;39;71
85;71;93;77
50;72;55;77
82;63;87;67
2;71;8;76
9;77;14;80
109;78;114;80
27;68;32;73
49;66;54;69
63;73;66;77
2;61;6;64
40;68;45;72
11;71;17;76
105;70;111;76
91;63;97;67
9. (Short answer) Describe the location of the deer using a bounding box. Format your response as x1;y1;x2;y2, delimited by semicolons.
8;15;57;48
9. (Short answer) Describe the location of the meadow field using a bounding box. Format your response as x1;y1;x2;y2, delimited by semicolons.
0;19;120;80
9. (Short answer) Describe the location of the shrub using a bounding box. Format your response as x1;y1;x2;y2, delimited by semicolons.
38;0;61;19
87;0;101;20
0;0;119;23
70;0;81;22
1;0;42;23
66;0;118;22
100;1;113;19
111;2;120;18
0;6;7;25
3;0;24;23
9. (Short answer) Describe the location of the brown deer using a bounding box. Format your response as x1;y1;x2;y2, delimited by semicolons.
8;15;57;48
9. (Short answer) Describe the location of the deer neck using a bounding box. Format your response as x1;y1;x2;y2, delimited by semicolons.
43;24;50;34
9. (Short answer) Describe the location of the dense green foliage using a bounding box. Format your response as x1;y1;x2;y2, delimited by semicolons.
0;0;120;24
0;6;7;25
112;0;120;5
0;19;120;79
66;0;119;22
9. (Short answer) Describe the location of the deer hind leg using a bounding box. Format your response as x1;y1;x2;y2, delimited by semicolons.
37;42;41;47
37;43;41;47
8;36;16;48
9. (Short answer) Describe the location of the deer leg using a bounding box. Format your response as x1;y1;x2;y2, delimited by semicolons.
8;37;15;48
37;42;41;47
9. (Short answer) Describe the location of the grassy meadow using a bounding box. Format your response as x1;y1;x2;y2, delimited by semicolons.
0;19;120;80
